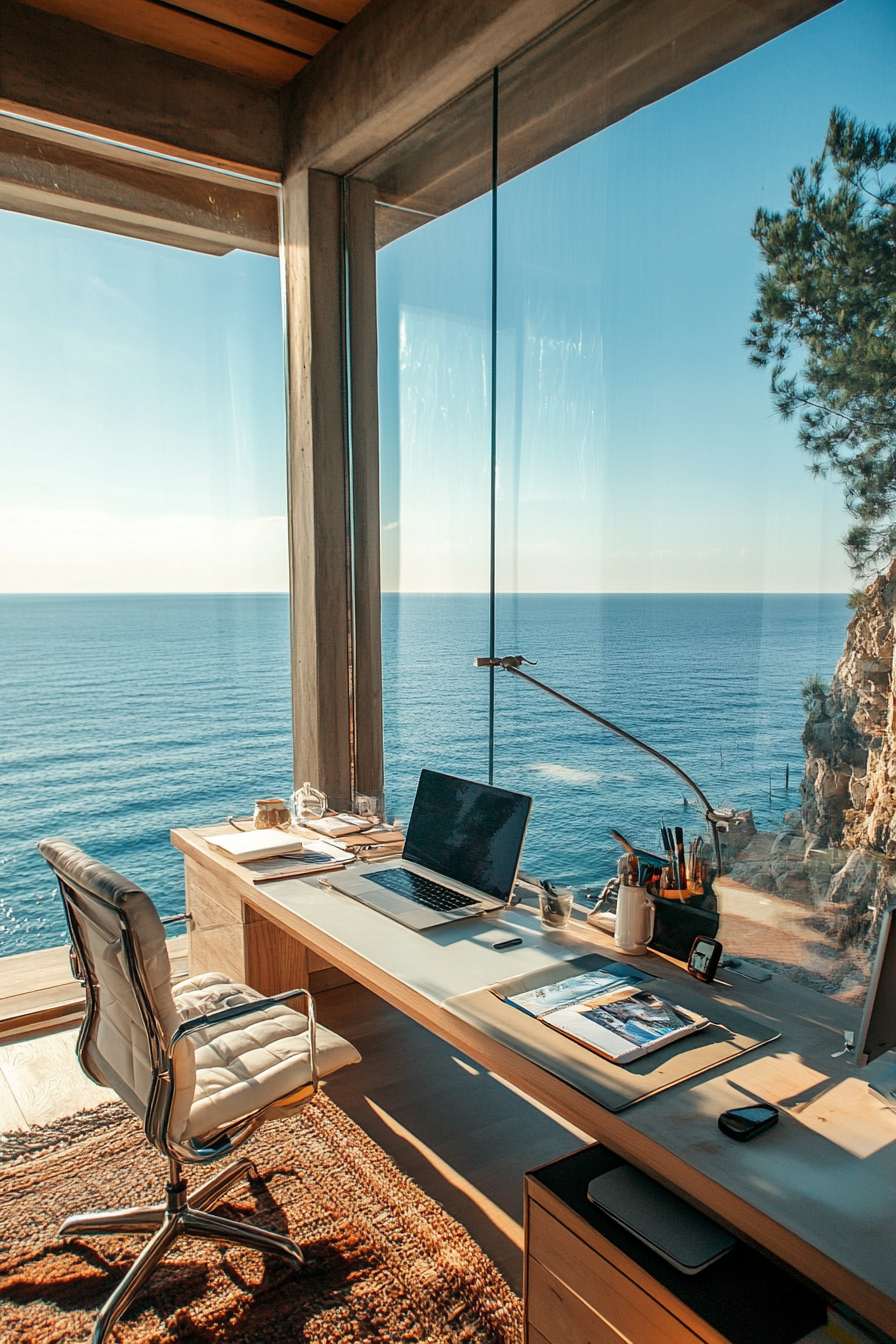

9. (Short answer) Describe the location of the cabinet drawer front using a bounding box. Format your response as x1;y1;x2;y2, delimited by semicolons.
528;1258;627;1344
528;1200;706;1344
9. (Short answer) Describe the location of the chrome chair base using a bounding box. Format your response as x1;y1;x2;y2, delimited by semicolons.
59;1156;304;1344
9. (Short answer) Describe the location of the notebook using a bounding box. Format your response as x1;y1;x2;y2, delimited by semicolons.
205;829;305;862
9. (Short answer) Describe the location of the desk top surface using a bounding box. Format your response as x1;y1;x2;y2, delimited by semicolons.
173;826;896;1335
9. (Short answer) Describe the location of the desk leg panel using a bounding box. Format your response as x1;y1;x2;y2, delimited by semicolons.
185;858;351;996
185;873;248;985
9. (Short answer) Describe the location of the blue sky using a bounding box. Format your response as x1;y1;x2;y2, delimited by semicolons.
377;0;896;593
1;0;894;593
0;222;286;590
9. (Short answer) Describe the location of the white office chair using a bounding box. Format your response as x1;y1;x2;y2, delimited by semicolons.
38;837;361;1344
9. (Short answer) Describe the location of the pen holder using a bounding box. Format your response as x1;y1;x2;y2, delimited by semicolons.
652;894;720;962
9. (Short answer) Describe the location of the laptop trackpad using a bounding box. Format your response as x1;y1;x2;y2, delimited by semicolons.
341;881;436;929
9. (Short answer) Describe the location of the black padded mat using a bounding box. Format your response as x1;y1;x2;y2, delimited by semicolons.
444;953;780;1112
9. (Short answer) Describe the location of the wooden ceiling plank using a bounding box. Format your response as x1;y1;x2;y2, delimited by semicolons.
146;0;333;57
20;0;307;85
144;0;314;57
287;0;369;23
250;0;344;34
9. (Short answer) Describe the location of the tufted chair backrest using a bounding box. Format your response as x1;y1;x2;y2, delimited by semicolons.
37;838;189;1126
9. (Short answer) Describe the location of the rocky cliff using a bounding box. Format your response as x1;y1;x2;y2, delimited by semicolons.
718;565;896;1000
801;560;896;852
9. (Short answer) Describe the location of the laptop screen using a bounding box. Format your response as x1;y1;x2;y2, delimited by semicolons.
402;769;532;900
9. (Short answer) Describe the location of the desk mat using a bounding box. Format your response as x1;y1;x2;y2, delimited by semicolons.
443;953;780;1112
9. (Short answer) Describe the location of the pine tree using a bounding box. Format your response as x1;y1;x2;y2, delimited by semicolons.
747;108;896;575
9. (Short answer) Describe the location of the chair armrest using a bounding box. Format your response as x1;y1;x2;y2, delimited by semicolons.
160;913;194;927
169;988;318;1091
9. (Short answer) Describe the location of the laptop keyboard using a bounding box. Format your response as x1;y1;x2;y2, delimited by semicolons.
365;868;479;912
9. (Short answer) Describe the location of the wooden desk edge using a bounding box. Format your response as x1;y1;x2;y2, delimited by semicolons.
170;827;896;1336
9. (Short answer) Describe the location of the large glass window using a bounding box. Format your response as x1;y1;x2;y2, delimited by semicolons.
378;0;896;1003
374;87;495;828
0;212;289;953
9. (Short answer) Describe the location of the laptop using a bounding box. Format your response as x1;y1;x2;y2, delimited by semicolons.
326;769;532;930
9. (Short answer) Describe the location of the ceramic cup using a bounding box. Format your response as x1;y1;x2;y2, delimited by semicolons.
614;884;655;955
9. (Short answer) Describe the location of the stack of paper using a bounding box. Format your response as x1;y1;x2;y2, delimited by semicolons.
305;813;372;838
206;830;304;863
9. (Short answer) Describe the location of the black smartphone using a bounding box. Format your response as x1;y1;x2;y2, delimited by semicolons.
718;1104;779;1142
687;935;723;983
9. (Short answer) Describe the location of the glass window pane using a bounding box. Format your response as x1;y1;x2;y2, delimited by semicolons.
376;84;494;827
0;213;289;953
494;0;896;1002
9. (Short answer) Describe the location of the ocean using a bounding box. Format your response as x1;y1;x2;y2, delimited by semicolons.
0;592;850;955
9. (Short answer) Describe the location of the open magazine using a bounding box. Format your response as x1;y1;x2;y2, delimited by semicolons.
502;963;709;1065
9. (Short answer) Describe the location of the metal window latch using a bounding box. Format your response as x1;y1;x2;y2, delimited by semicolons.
832;1030;855;1059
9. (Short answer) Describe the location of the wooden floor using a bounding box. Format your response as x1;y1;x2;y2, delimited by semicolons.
0;980;593;1293
0;936;188;1043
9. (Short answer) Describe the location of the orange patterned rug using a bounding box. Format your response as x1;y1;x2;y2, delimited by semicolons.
0;1094;522;1343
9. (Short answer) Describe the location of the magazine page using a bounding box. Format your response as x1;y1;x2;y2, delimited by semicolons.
544;986;708;1065
505;963;654;1019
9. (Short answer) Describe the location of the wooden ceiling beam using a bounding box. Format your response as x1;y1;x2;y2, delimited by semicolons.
0;0;282;178
0;117;279;254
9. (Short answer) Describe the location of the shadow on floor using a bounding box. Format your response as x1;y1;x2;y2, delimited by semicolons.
315;981;592;1294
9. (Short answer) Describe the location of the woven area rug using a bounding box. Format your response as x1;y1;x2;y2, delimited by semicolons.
0;1094;522;1343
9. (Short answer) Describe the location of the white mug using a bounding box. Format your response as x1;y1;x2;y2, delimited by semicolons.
614;885;655;955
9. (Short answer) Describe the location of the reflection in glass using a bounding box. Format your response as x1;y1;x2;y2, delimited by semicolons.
377;165;493;827
377;0;896;1007
492;0;895;1003
0;214;290;952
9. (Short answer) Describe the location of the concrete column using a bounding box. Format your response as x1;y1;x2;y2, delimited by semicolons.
281;168;383;813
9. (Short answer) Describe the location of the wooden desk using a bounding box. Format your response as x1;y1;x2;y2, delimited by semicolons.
172;825;896;1337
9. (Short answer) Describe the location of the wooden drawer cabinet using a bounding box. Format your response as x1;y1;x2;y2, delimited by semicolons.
525;1146;827;1344
528;1201;704;1344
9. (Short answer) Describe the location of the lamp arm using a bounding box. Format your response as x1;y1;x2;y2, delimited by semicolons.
479;656;724;877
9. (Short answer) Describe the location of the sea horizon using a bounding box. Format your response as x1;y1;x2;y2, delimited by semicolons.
2;591;851;955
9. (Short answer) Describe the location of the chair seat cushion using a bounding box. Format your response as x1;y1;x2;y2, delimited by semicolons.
170;974;360;1142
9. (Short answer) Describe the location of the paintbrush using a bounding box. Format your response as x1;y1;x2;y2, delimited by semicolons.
660;822;675;887
674;826;687;891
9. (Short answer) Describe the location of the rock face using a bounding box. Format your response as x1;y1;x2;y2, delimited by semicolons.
718;569;896;999
800;560;896;852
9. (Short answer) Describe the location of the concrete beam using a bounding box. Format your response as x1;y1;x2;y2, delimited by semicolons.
284;0;838;224
494;0;842;210
283;170;352;808
0;118;279;255
282;169;384;811
0;0;281;179
345;178;384;809
283;0;590;176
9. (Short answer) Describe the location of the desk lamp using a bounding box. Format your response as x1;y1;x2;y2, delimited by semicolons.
474;654;728;879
